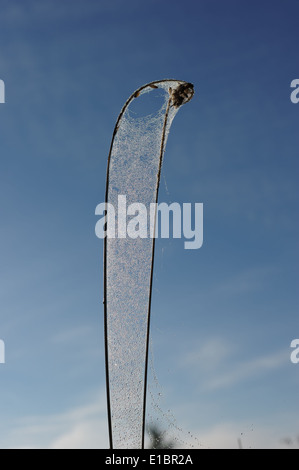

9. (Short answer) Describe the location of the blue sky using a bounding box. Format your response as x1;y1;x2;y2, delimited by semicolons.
0;0;298;448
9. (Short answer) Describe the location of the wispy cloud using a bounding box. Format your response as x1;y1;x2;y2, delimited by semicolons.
179;337;288;391
181;337;234;370
213;266;276;296
186;421;294;449
204;349;287;390
1;391;108;449
51;325;95;344
0;1;113;27
3;393;295;449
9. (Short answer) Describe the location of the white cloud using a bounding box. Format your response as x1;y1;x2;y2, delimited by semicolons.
213;266;276;297
0;1;112;26
186;421;292;449
181;337;234;370
1;387;297;449
204;349;287;391
50;420;105;449
2;391;109;449
51;325;95;344
179;337;288;391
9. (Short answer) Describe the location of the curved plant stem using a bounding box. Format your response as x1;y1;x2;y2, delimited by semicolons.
103;79;194;449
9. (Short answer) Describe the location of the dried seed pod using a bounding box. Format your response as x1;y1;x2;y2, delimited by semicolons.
169;82;194;108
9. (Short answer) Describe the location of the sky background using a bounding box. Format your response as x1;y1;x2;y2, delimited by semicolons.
0;0;298;449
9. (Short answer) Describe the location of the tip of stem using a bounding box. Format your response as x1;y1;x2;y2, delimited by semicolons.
169;82;194;108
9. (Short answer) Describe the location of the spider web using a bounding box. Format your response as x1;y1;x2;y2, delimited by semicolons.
105;80;189;449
